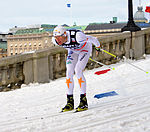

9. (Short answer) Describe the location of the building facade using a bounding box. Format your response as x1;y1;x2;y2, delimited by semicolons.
7;32;53;56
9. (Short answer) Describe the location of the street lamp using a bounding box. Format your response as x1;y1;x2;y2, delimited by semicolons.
121;0;141;32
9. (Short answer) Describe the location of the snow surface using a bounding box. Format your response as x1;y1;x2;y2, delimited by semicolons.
0;55;150;132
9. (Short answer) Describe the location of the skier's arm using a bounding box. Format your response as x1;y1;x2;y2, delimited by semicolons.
76;31;88;45
87;35;101;50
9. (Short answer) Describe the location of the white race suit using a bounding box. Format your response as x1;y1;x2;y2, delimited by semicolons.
52;30;100;95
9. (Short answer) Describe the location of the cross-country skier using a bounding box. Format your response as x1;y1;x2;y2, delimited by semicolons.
52;25;101;112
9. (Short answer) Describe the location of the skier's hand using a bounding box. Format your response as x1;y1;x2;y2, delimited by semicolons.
95;46;101;51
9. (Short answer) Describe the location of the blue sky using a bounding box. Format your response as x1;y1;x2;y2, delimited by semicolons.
0;0;149;32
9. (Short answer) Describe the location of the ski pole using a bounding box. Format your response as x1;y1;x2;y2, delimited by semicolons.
100;49;149;74
89;58;115;70
124;59;149;74
100;49;117;58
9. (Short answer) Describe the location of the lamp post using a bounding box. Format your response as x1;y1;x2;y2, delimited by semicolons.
121;0;141;32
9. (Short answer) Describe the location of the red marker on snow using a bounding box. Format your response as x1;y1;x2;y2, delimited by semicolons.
95;69;111;75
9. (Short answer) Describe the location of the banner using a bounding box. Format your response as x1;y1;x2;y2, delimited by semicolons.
145;6;150;21
145;6;150;13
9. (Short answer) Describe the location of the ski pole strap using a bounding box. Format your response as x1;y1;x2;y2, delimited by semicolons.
101;49;117;58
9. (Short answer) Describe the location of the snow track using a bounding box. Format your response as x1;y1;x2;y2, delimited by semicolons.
1;56;150;131
1;92;150;132
66;102;150;131
54;92;150;132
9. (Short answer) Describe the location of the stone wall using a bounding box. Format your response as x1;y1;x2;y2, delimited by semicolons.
0;28;150;92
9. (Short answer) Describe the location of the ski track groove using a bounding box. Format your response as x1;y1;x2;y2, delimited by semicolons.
0;92;150;131
59;104;150;132
2;79;147;125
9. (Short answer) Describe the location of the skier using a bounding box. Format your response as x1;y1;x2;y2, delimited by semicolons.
52;25;101;112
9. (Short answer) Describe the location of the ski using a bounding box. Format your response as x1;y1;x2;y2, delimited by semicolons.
60;109;88;113
59;109;74;113
74;109;88;113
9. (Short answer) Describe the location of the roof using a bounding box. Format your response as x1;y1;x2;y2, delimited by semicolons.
65;26;87;31
15;28;45;35
14;24;57;35
85;23;127;30
85;22;150;31
41;24;57;28
136;22;150;28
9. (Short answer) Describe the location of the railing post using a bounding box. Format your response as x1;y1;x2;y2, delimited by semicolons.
23;60;34;84
125;38;131;59
1;67;7;86
49;55;54;80
131;32;145;59
145;34;150;54
33;55;49;83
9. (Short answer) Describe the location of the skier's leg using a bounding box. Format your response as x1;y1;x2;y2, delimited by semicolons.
74;44;92;111
74;51;90;111
66;50;78;95
75;49;91;94
62;50;78;112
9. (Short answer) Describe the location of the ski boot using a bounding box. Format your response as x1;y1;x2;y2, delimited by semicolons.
61;95;74;112
76;94;88;112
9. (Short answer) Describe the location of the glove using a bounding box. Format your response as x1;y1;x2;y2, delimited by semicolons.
95;46;101;51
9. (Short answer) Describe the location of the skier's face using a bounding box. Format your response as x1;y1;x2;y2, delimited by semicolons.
55;36;67;45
